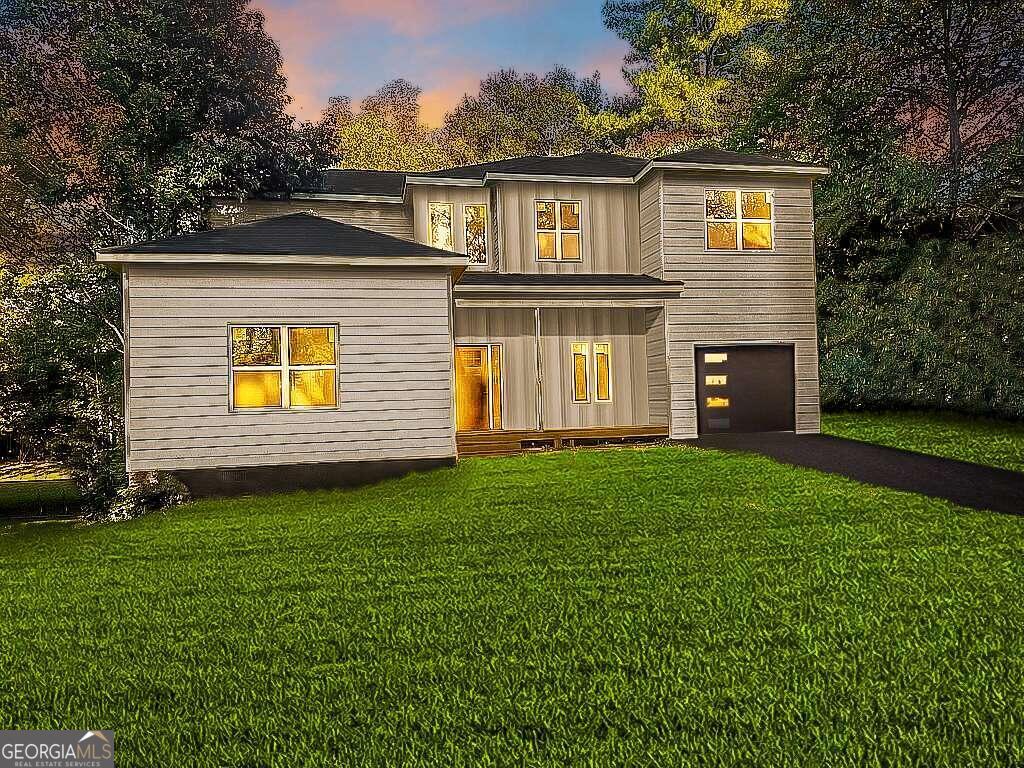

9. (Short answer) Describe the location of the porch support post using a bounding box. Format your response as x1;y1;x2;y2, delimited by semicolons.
534;306;543;431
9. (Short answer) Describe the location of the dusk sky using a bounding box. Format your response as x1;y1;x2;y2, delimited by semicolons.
253;0;631;125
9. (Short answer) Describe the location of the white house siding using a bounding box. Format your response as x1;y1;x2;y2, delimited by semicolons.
639;173;663;278
645;306;670;425
209;198;414;240
660;171;821;437
124;264;455;471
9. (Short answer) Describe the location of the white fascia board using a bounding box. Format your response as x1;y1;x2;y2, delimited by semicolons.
485;173;635;184
454;283;682;295
96;252;469;267
633;161;831;183
405;176;485;187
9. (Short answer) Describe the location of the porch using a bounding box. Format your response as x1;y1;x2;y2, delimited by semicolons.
456;425;670;458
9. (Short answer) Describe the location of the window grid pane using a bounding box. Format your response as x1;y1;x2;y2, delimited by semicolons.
428;202;454;250
706;189;773;251
536;199;582;261
233;370;282;408
289;327;335;365
464;204;488;265
594;343;611;402
231;326;281;366
230;325;338;411
571;342;589;402
289;369;337;408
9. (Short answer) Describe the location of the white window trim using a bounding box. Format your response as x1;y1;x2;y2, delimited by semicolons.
463;202;490;269
593;341;613;403
228;323;340;412
703;188;776;253
571;341;590;403
427;201;455;251
535;199;583;262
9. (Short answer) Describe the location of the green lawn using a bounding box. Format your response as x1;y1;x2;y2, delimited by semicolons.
823;410;1024;472
0;462;81;515
1;445;1022;766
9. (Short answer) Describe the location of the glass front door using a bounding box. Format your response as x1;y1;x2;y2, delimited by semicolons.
455;345;502;432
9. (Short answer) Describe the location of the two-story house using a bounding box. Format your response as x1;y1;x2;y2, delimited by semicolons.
98;150;829;495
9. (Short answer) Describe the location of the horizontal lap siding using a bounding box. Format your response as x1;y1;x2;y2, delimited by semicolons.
639;173;663;278
125;265;455;471
209;198;414;240
645;307;669;425
662;172;821;437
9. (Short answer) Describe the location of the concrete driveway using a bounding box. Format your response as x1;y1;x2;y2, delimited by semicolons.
686;432;1024;515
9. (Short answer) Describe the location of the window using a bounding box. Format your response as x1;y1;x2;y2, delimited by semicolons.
571;342;590;402
570;341;613;404
594;342;611;402
704;352;728;364
428;202;454;250
536;200;582;261
706;397;730;408
705;375;727;386
464;204;488;265
705;189;773;251
230;325;337;410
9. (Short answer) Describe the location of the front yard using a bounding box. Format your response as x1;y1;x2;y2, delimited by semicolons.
1;427;1023;765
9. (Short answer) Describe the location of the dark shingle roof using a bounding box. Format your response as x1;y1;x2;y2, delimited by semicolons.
457;272;681;288
416;152;648;181
655;148;824;168
102;213;461;258
298;169;406;196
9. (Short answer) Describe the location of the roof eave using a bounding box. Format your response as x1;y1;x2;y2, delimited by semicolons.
635;161;831;183
96;251;468;268
291;192;406;204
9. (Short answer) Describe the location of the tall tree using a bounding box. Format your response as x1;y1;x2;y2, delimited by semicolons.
439;68;607;164
332;80;446;171
0;0;305;511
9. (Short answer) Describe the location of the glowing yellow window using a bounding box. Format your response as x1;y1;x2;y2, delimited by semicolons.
232;371;282;409
289;327;335;365
594;342;611;402
706;189;773;251
704;352;728;363
464;204;488;265
290;369;337;408
537;199;582;261
706;397;730;408
571;342;589;403
428;202;454;250
705;375;727;386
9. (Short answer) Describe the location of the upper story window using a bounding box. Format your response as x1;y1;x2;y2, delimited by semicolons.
705;189;774;251
536;200;582;261
230;325;338;410
464;203;488;266
428;202;454;250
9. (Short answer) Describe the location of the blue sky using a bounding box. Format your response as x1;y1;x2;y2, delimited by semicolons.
254;0;630;123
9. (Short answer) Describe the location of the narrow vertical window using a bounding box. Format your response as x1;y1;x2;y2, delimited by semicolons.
594;342;611;402
536;199;582;261
464;203;488;265
705;189;773;251
571;342;590;403
229;325;338;410
428;202;454;250
488;345;502;430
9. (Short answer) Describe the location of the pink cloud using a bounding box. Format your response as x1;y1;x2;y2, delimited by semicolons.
419;71;482;127
576;39;632;95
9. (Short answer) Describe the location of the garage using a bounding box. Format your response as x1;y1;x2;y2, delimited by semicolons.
695;344;795;434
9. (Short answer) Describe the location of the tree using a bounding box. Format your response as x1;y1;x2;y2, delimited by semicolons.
332;80;447;171
439;68;607;164
0;0;306;512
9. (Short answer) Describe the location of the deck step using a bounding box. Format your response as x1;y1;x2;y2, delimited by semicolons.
456;426;669;458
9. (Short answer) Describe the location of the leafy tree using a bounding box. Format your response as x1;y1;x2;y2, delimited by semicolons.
332;80;447;172
0;0;307;512
439;68;608;164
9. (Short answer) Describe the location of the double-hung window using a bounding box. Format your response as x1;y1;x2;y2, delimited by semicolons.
230;325;338;410
428;202;454;250
464;203;488;265
570;341;612;403
536;200;582;261
705;189;774;251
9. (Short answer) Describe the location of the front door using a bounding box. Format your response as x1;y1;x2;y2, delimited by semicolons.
455;345;502;432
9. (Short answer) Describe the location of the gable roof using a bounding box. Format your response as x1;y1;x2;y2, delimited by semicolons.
653;148;825;169
413;152;648;182
97;213;467;267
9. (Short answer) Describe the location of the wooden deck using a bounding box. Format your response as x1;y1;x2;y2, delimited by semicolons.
456;426;670;458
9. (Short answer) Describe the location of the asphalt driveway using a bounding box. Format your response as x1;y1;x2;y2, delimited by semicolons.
687;432;1024;515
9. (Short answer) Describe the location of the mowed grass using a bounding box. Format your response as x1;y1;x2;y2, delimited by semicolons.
824;410;1024;472
1;446;1023;766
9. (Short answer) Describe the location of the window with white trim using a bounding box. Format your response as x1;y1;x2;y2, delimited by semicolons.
464;203;488;265
230;325;338;410
705;189;774;250
428;202;454;250
570;341;613;404
536;200;582;261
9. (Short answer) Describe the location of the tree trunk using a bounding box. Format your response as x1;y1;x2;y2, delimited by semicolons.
942;1;962;218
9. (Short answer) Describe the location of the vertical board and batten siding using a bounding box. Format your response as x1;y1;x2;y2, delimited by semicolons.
124;264;455;471
410;186;493;267
539;308;650;430
660;171;821;437
453;308;538;431
209;198;414;241
644;307;670;425
639;173;663;279
496;182;641;275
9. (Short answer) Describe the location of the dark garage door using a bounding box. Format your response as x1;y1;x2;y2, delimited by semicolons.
696;345;795;434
